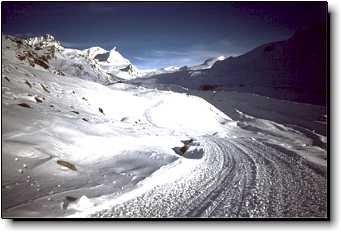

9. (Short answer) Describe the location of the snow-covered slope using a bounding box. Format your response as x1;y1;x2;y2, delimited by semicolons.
1;45;234;217
142;23;327;105
2;34;142;83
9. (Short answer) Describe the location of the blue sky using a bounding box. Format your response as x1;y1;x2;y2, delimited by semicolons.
2;2;327;69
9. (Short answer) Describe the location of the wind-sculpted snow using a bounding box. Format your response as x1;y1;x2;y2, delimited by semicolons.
2;41;327;218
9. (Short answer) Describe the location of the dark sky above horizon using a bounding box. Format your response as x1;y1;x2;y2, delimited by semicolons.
2;2;327;69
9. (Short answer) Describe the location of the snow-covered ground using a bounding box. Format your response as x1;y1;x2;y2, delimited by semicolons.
1;34;327;218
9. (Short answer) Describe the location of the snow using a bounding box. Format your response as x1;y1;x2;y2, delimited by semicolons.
2;33;327;218
67;196;96;211
217;55;225;61
82;47;107;59
106;48;131;66
137;66;182;78
189;56;226;71
2;40;230;217
142;93;232;135
25;34;63;50
163;66;181;72
138;56;227;78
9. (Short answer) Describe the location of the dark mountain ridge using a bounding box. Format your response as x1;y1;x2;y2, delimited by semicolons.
144;23;327;105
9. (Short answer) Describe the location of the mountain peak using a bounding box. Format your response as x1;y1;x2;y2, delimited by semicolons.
43;33;55;41
107;48;130;66
25;34;62;49
217;55;225;61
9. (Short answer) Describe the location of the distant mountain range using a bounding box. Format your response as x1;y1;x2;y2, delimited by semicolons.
3;22;327;105
142;23;327;105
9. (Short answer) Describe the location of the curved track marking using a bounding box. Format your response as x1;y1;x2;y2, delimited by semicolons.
83;136;326;218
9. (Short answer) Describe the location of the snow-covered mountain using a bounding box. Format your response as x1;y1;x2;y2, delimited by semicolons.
189;56;226;71
2;34;142;84
140;57;226;78
141;23;327;105
138;66;181;78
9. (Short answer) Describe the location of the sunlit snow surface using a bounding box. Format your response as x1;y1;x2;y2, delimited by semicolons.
2;38;327;218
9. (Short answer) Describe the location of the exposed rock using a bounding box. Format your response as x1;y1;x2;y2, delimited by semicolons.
17;103;32;108
40;83;50;93
56;160;77;171
34;96;43;103
25;80;32;88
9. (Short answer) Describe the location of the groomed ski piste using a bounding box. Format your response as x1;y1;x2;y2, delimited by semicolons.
2;35;327;218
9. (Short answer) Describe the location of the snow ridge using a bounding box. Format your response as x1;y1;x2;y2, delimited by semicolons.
25;34;63;50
